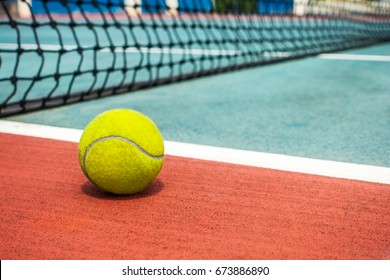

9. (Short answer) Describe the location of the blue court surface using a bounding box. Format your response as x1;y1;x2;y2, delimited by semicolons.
5;42;390;168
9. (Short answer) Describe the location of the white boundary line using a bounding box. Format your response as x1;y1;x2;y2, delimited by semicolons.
1;119;390;184
319;53;390;62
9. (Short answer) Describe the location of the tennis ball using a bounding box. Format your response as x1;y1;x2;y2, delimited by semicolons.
78;109;164;195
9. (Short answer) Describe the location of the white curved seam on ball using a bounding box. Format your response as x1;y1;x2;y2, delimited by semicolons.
83;135;164;167
83;136;164;185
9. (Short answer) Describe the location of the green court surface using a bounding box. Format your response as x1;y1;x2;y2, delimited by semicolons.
6;42;390;168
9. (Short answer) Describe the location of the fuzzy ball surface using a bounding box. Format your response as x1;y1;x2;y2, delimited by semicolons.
78;109;164;195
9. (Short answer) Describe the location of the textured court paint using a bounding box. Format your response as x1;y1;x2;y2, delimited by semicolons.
1;133;389;260
6;43;390;167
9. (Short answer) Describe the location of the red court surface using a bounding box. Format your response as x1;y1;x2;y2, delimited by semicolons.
0;132;389;260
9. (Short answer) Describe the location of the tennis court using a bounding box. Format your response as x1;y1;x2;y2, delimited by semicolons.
1;0;390;260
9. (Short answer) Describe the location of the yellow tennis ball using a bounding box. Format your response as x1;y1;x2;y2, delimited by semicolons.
78;109;164;195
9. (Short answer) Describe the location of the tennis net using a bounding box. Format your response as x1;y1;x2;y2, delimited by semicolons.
1;0;390;116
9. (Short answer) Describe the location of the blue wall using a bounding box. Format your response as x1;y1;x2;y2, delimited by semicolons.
31;0;124;14
31;0;294;15
258;0;294;14
178;0;213;12
142;0;166;13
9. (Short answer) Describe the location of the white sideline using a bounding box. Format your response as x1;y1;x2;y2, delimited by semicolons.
1;119;389;185
319;53;390;62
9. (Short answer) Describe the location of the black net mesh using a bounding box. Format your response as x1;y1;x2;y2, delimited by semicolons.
1;0;390;116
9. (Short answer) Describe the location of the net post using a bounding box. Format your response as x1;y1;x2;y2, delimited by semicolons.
166;0;179;15
294;0;309;16
125;0;141;16
18;0;32;18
